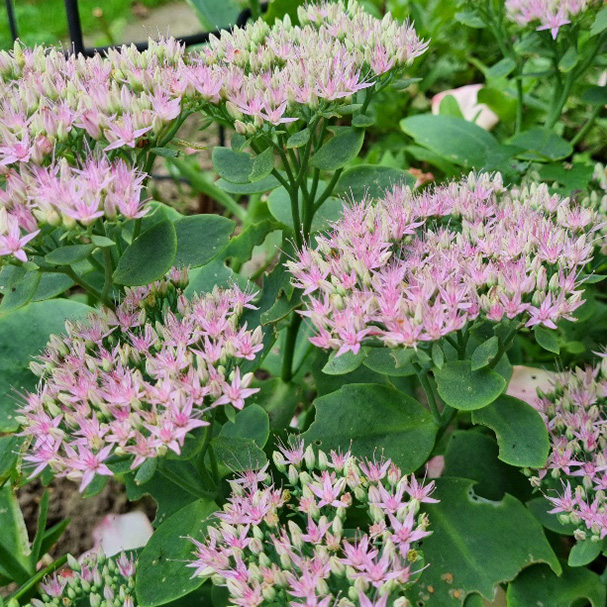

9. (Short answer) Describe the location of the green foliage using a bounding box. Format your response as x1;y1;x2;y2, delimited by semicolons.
113;220;177;286
45;244;95;266
533;325;560;354
413;478;560;606
0;270;41;314
186;0;240;29
136;498;217;607
471;395;550;468
267;185;343;232
470;336;499;370
219;404;270;448
210;437;268;476
0;436;20;488
568;537;605;567
173;215;235;268
212;147;274;185
322;349;367;375
508;127;573;161
400;115;507;169
309;128;365;171
0;485;31;584
334;165;415;200
303;383;438;473
507;562;606;607
0;300;92;431
434;361;507;411
443;431;532;501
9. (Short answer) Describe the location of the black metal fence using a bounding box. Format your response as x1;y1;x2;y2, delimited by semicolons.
4;0;259;56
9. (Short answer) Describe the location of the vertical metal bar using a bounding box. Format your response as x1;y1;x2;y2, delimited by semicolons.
5;0;18;42
64;0;85;55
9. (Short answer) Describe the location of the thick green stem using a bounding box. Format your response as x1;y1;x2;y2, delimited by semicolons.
62;267;114;309
415;366;441;425
250;0;262;19
571;104;602;146
100;247;114;304
281;314;303;382
488;327;518;369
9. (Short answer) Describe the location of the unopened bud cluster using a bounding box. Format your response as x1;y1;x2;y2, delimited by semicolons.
288;172;599;357
24;550;136;607
189;438;437;607
18;268;262;491
529;356;607;541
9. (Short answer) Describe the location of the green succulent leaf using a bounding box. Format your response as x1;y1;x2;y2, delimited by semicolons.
470;336;499;370
219;405;270;449
533;325;560;354
400;114;504;169
471;395;550;468
310;127;365;171
507;562;605;607
0;300;92;432
334;165;415;201
303;383;438;473
567;537;605;567
45;244;94;266
413;478;561;606
174;214;235;268
322;349;367;375
136;498;217;607
434;360;506;411
113;220;177;286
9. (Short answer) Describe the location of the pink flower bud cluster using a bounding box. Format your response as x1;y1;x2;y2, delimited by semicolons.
202;0;428;130
0;156;146;263
287;172;600;357
505;0;592;39
18;268;263;491
0;38;189;168
0;1;426;163
529;358;607;541
189;438;436;607
27;550;136;607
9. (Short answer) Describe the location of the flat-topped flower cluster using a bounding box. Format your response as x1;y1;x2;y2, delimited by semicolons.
0;1;427;266
26;550;136;607
505;0;593;38
201;1;427;130
0;157;146;263
288;172;600;357
18;269;262;491
530;358;607;541
189;438;436;607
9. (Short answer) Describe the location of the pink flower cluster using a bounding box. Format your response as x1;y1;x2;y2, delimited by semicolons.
189;438;436;607
201;0;428;130
18;268;263;491
0;38;189;168
530;358;607;541
27;550;136;607
0;1;425;162
505;0;592;38
288;172;600;357
0;156;146;263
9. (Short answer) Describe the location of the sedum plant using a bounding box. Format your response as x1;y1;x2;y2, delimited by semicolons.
189;439;436;607
2;2;607;607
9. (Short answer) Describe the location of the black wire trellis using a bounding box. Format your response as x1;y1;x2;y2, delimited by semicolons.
4;0;260;55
